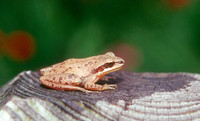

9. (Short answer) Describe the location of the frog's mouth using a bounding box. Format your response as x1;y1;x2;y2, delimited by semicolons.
91;60;125;75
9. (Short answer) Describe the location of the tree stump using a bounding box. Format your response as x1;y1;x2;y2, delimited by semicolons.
0;71;200;121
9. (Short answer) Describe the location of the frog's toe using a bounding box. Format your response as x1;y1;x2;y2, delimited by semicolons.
103;84;117;90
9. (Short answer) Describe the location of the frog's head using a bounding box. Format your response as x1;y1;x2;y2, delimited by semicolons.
92;52;125;76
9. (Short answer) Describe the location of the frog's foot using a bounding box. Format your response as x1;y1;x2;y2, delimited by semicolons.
84;83;117;91
102;84;117;90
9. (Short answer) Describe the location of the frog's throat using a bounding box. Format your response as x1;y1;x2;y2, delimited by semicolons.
102;66;123;75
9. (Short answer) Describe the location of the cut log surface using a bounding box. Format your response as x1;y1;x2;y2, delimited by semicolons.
0;71;200;121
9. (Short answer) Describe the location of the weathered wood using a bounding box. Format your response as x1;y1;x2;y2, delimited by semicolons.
0;71;200;121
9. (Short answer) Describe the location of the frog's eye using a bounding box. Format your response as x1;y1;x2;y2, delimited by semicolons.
106;52;115;56
104;62;115;68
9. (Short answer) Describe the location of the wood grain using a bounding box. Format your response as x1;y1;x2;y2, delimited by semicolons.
0;71;200;120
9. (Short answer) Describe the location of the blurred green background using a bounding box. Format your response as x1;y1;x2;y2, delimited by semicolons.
0;0;200;86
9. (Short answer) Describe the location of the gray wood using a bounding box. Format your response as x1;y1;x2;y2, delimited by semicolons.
0;71;200;121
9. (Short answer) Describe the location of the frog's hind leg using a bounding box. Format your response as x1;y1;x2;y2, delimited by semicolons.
40;74;82;86
40;74;91;93
40;79;91;93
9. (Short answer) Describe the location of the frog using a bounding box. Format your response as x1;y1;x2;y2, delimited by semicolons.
40;52;125;93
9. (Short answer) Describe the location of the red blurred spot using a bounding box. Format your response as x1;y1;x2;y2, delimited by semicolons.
0;31;4;57
108;43;142;70
166;0;191;9
4;31;36;61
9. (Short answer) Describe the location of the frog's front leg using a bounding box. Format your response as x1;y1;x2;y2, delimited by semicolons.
40;74;91;93
101;75;116;81
83;75;117;91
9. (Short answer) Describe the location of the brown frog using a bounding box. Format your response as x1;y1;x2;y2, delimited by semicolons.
40;52;125;92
